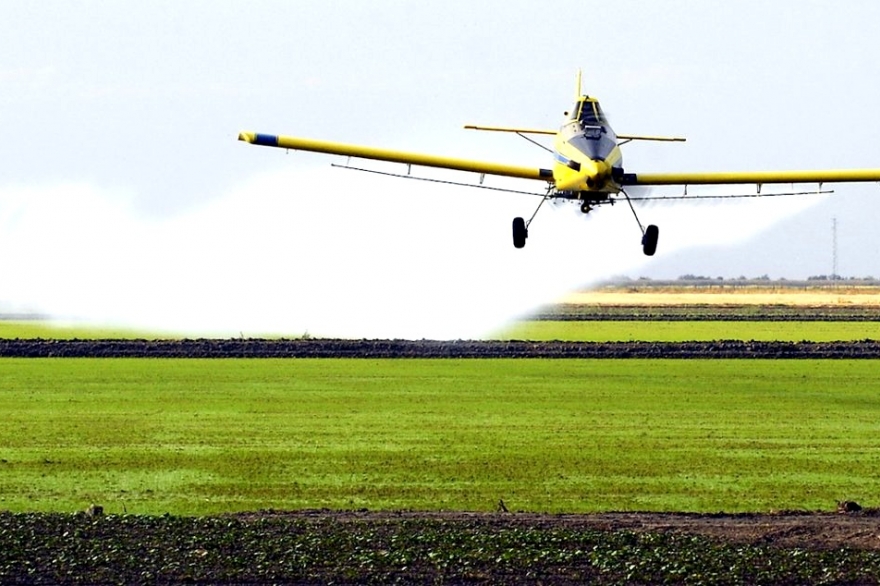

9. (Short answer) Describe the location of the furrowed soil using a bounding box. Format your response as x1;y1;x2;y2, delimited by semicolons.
2;338;880;358
4;509;880;584
533;303;880;321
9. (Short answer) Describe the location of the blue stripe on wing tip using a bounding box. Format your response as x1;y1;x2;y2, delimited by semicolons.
253;133;279;146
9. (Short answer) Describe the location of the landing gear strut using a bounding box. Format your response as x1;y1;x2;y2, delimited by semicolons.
511;187;553;249
621;188;659;256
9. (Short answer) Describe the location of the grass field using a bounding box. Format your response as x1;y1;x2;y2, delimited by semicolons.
5;319;879;343
493;321;880;342
3;358;880;515
0;321;167;340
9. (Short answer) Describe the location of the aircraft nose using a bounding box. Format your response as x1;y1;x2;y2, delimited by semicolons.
553;159;611;191
585;160;610;189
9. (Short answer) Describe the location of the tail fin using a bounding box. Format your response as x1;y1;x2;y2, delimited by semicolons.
575;69;583;99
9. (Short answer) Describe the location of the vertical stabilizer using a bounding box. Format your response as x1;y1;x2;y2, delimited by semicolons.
575;69;583;99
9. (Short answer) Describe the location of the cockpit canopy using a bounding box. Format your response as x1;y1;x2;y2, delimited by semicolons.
569;98;608;127
560;96;619;165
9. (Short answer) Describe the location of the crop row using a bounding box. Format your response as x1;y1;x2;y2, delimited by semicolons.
2;338;880;358
533;303;880;321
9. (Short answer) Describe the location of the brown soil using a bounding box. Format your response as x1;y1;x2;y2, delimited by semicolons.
2;338;880;358
241;508;880;551
7;508;880;583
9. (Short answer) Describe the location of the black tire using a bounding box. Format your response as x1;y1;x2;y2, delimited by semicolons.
512;217;527;249
642;224;659;256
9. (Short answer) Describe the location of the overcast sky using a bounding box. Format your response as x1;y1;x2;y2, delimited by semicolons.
2;1;879;337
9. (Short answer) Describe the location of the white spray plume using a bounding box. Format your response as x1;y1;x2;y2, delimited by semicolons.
0;170;823;338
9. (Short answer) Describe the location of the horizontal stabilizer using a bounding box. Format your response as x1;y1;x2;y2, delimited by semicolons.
617;134;686;143
464;125;556;136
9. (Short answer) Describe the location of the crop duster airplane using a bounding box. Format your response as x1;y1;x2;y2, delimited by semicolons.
238;75;880;256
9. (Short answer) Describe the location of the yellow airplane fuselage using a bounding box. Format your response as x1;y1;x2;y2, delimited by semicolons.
551;97;623;196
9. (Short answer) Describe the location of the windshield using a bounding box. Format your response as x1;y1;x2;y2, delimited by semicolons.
578;100;606;126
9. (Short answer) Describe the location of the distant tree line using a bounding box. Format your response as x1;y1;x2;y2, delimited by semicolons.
610;275;879;284
670;274;877;282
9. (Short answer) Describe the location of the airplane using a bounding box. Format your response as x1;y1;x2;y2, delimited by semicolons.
238;73;880;256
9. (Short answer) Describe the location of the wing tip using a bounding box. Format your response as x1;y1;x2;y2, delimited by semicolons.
238;132;281;147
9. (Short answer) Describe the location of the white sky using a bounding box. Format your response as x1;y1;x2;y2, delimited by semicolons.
2;1;880;337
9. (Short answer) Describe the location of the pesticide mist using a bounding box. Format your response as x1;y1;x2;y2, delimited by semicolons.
0;170;823;339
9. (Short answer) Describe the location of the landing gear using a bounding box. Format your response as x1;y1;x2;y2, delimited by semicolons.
642;224;659;256
512;187;554;249
512;217;527;248
621;188;660;256
512;187;660;255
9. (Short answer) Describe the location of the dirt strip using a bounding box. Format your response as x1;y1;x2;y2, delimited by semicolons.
2;339;880;358
240;509;880;551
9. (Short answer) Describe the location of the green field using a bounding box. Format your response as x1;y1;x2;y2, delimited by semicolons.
0;321;167;340
5;319;880;342
3;358;879;515
493;320;880;342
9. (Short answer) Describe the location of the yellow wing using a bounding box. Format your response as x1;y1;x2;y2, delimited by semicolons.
238;132;553;182
624;169;880;186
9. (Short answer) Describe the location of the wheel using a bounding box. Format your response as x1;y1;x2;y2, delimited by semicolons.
642;224;659;256
512;217;527;249
580;202;592;214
